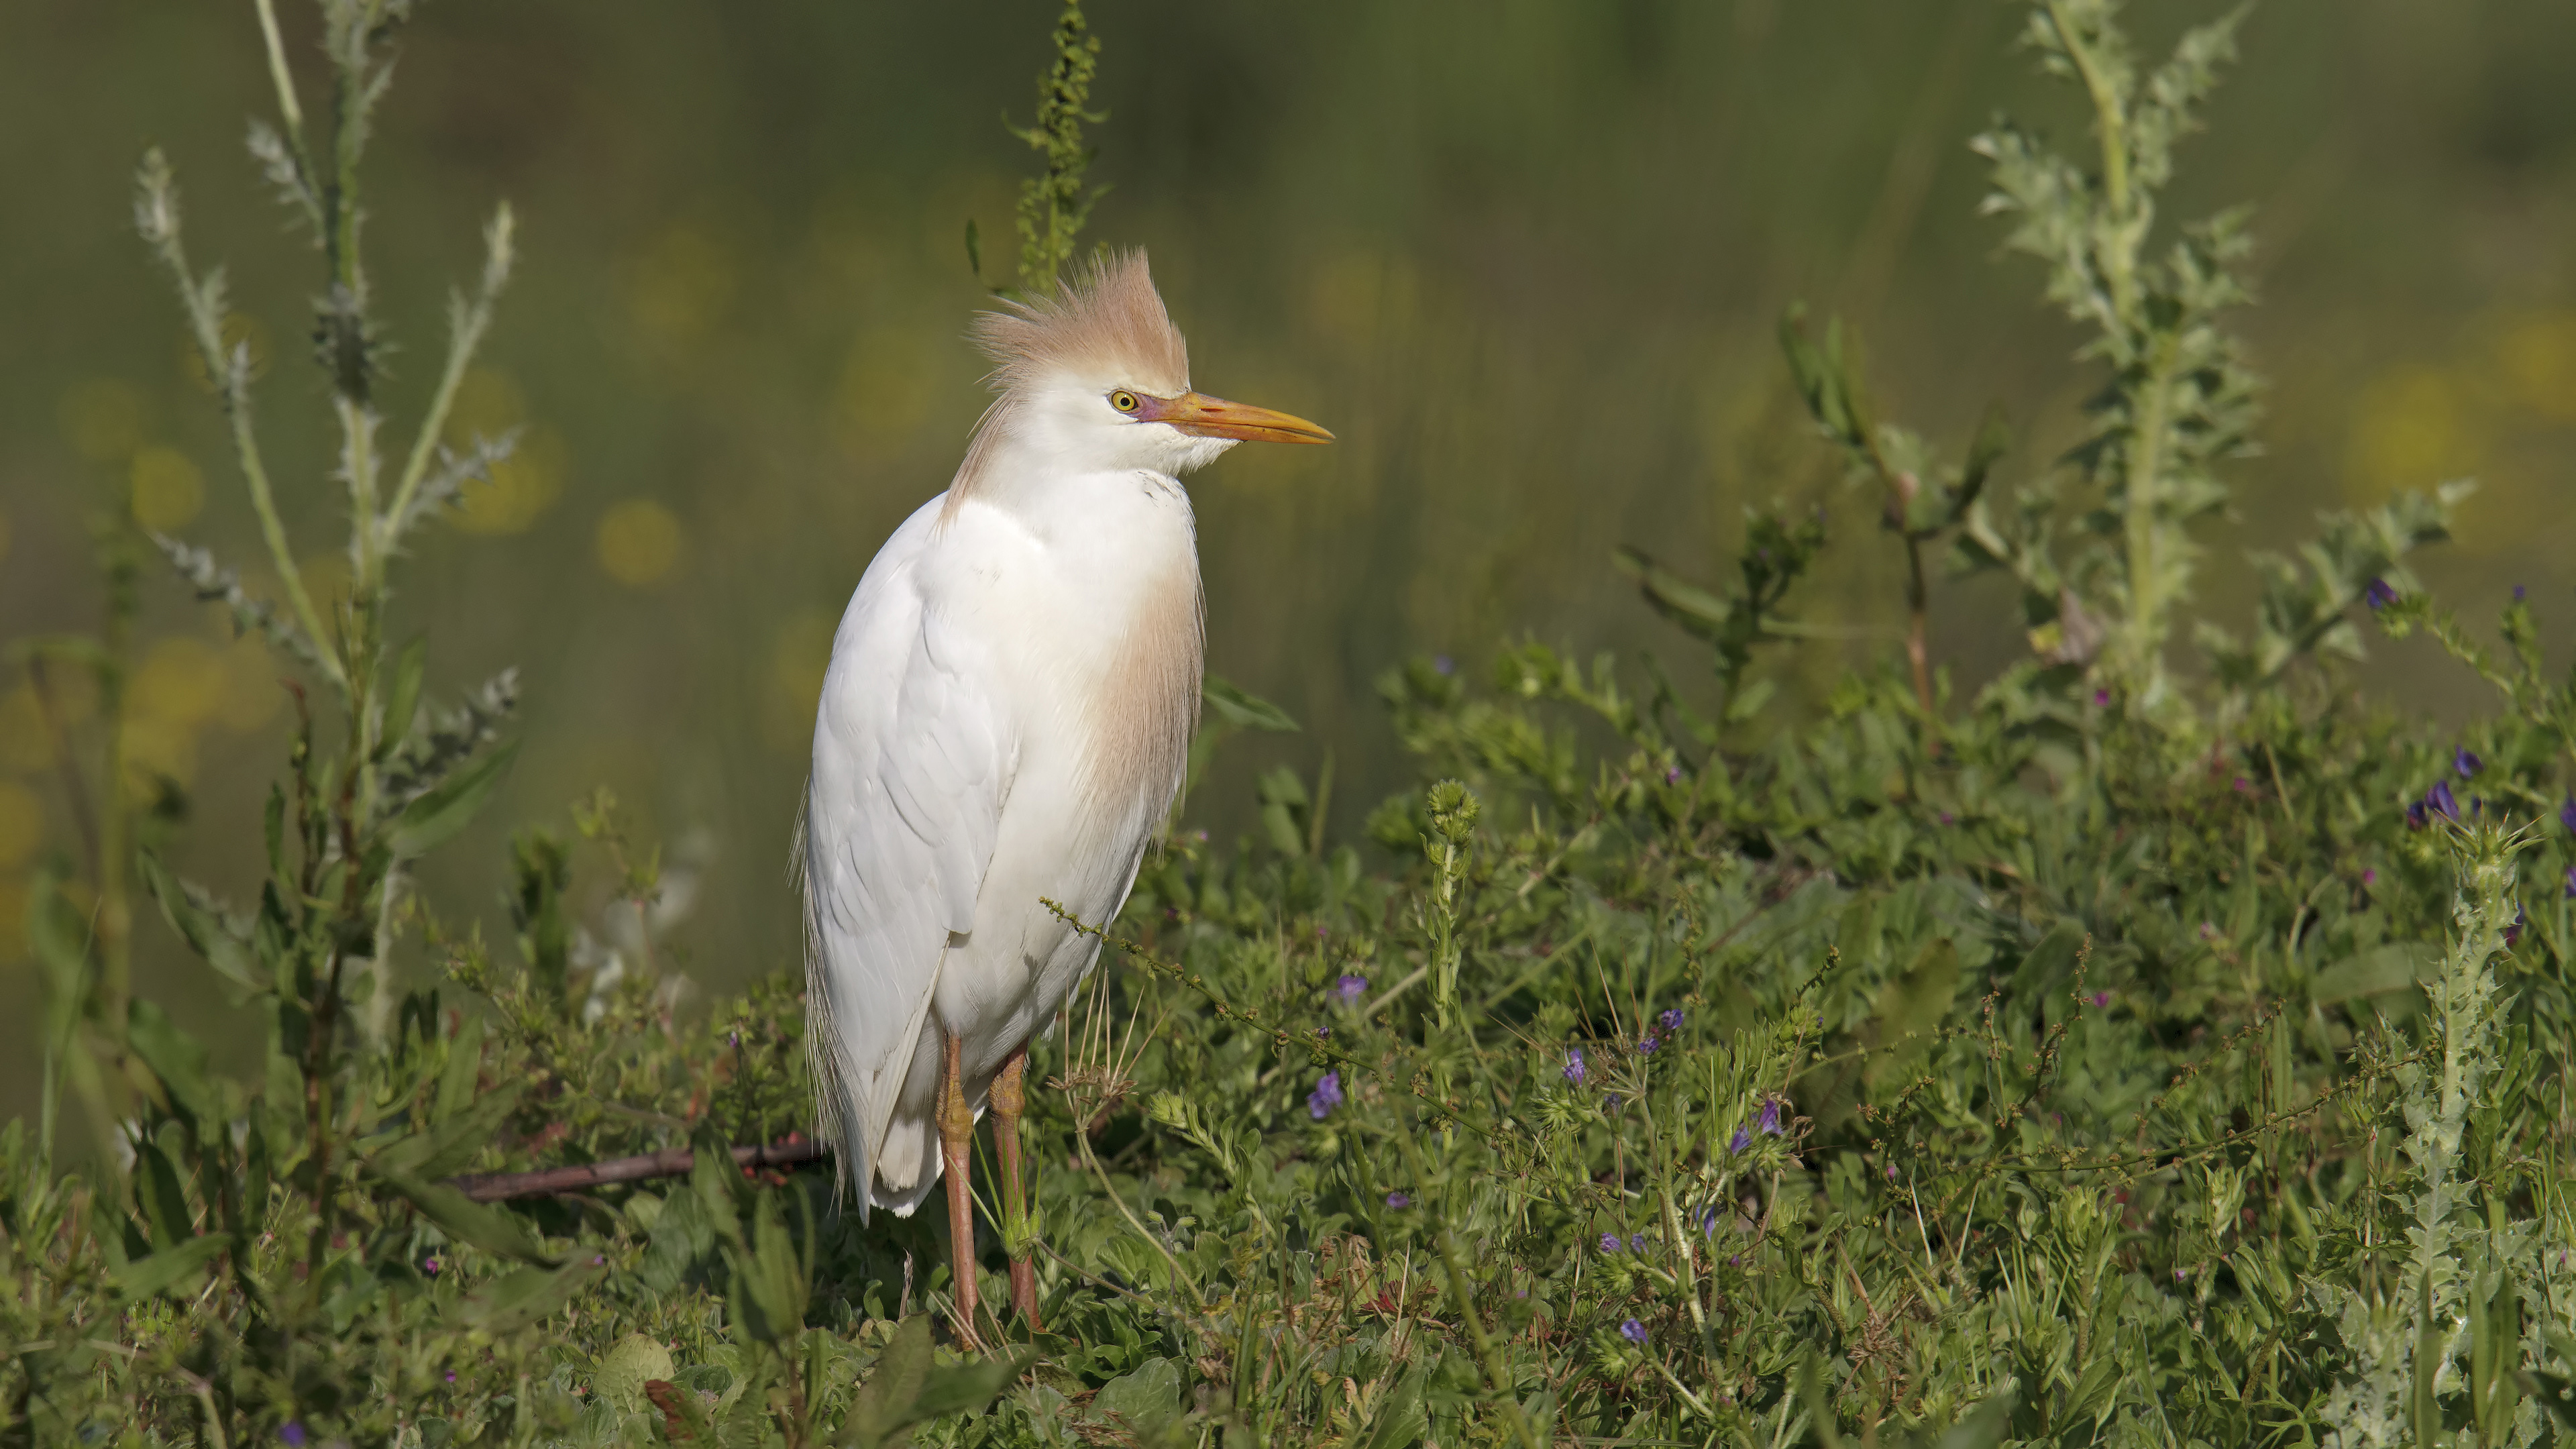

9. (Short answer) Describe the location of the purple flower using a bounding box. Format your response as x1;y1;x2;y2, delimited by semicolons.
2362;868;2377;886
1757;1099;1783;1136
1564;1049;1587;1085
1637;1034;1660;1055
1307;1071;1343;1120
2560;796;2576;835
2174;1268;2186;1282
2233;777;2251;794
281;1427;307;1448
1664;765;1682;785
2506;905;2530;949
1619;1319;1648;1345
1315;1026;1330;1040
1885;1163;1897;1180
1629;1234;1650;1252
728;1030;740;1049
2091;991;2110;1009
1937;811;1955;826
1658;1008;1684;1033
2092;689;2110;707
1385;1191;1411;1209
2407;800;2428;830
2365;578;2398;610
2455;747;2483;778
2428;780;2461;821
1699;1207;1721;1236
1728;1126;1752;1154
445;1372;456;1384
1604;1094;1621;1112
1599;1233;1623;1254
1433;654;1456;676
1334;974;1368;1003
2564;865;2575;900
2515;584;2528;601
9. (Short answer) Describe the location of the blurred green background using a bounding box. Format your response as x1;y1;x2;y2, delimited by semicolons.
3;1;2573;1114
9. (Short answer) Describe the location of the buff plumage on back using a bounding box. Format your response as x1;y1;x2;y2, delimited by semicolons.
949;251;1190;505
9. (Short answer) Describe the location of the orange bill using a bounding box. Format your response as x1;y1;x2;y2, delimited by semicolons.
1139;391;1334;444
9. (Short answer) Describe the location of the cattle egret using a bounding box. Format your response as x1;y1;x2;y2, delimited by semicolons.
800;252;1330;1342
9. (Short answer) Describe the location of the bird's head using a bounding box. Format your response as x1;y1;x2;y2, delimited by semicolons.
962;251;1332;483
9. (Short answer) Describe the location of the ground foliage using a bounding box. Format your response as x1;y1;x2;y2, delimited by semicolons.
8;2;2576;1446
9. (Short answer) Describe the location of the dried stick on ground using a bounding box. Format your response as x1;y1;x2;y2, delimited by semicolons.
447;1137;827;1203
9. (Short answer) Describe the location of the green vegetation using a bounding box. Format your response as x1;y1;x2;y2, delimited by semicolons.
8;2;2576;1445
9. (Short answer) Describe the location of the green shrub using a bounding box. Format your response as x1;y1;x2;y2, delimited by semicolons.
7;2;2576;1446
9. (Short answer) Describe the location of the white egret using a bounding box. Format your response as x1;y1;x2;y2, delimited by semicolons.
800;252;1330;1341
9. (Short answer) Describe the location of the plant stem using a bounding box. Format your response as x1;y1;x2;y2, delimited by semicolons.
1390;1119;1542;1449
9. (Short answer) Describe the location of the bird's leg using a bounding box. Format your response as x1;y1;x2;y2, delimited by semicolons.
938;1029;983;1347
990;1042;1041;1329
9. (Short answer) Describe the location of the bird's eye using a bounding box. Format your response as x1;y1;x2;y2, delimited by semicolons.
1110;390;1140;413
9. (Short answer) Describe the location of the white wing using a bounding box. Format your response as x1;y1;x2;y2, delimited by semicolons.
800;499;1012;1218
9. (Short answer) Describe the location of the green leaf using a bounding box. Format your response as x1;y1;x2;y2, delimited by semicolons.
1201;676;1299;733
2311;942;2439;1004
435;1012;486;1124
1358;1364;1430;1449
382;636;428;762
370;1079;522;1181
1930;1387;2017;1448
847;1313;934;1448
910;1348;1036;1420
1615;545;1735;643
1087;1358;1184;1445
378;1170;561;1266
594;1332;676;1413
1955;400;2012;515
113;1232;231;1299
450;1260;601;1335
133;1136;196;1250
126;999;220;1127
388;739;521;856
136;851;268;994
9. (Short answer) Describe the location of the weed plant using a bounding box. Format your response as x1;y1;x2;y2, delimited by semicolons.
7;1;2576;1446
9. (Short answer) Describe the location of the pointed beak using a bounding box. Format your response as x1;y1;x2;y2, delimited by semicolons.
1140;391;1334;445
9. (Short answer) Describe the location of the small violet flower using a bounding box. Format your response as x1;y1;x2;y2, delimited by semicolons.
1385;1191;1411;1209
1758;1098;1784;1136
2407;800;2429;830
2091;991;2111;1009
1599;1233;1623;1254
2514;584;2528;601
1433;654;1456;676
281;1427;307;1449
1629;1234;1650;1252
2559;796;2576;835
2363;867;2377;887
2092;688;2111;707
2563;865;2576;900
1619;1319;1649;1345
1728;1126;1753;1155
2455;747;2483;778
1563;1049;1587;1085
2427;780;2461;821
1699;1207;1722;1236
423;1256;441;1276
2364;578;2398;610
1307;1071;1343;1120
2506;905;2530;949
1658;1008;1684;1033
1637;1034;1660;1055
1334;973;1369;1004
1604;1094;1622;1112
1664;765;1683;785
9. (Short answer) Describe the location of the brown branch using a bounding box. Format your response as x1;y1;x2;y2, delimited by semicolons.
447;1136;828;1203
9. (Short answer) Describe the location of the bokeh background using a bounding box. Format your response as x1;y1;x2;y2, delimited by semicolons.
4;1;2573;1114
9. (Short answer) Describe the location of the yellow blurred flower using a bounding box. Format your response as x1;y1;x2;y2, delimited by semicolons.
0;876;27;963
130;445;205;532
597;499;684;588
132;637;227;731
180;312;270;393
120;714;197;790
2345;365;2483;502
831;329;934;462
628;226;735;351
451;427;568;535
2496;313;2576;423
58;377;143;462
215;633;284;731
761;612;836;755
0;781;41;869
